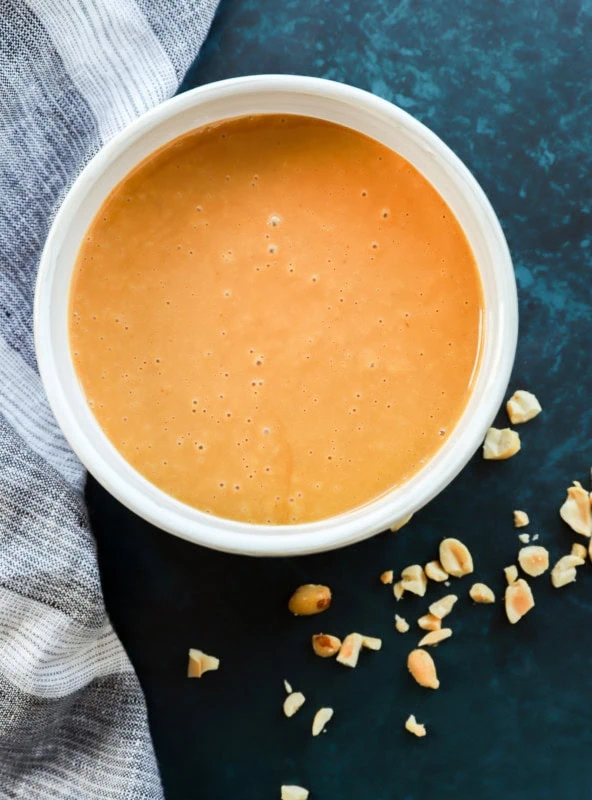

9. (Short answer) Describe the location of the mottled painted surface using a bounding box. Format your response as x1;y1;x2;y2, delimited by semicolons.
90;1;592;798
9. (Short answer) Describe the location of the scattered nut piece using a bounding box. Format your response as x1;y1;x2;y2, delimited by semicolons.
518;533;530;544
483;427;521;460
418;628;452;647
380;570;394;585
513;510;530;528
439;538;474;577
390;513;413;532
400;564;427;597
361;635;382;651
336;633;363;668
428;594;458;620
589;537;592;563
312;633;341;658
469;582;495;603
504;565;518;585
417;614;442;632
407;648;440;689
281;787;309;800
284;679;293;694
518;545;549;577
424;560;449;582
551;554;585;588
187;649;220;678
559;481;592;537
395;614;410;633
506;390;542;425
405;714;426;738
312;707;334;736
572;542;587;561
283;692;306;718
288;584;332;616
532;533;539;541
393;581;405;601
505;578;535;623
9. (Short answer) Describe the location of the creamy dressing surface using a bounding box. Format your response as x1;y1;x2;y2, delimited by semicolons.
70;114;484;524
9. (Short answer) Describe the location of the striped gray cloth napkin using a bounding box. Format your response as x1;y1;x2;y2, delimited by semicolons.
0;1;218;796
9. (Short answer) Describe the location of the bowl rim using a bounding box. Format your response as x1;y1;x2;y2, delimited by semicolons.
34;74;518;556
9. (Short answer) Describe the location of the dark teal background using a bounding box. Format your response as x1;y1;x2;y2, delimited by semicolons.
89;1;592;798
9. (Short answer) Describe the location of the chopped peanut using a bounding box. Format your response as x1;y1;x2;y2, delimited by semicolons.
418;628;452;647
428;594;458;620
395;614;410;633
312;633;341;658
506;390;542;425
518;533;530;544
405;714;426;738
518;545;549;577
361;635;382;651
283;692;306;718
380;570;394;585
469;583;495;603
559;481;592;537
400;564;427;597
417;614;441;631
551;554;585;588
513;510;530;528
288;584;332;616
504;565;518;585
407;649;440;689
572;542;587;561
505;578;535;623
393;581;405;601
424;560;449;582
589;537;592;563
312;707;333;736
284;679;293;694
336;633;363;668
187;649;220;678
390;513;413;532
439;538;474;577
483;427;521;460
281;786;309;800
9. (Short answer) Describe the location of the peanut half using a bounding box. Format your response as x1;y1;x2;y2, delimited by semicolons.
506;390;542;425
439;538;474;577
400;564;428;597
336;633;363;668
312;634;341;658
281;786;309;800
469;583;495;603
283;692;306;718
405;714;427;738
513;510;530;528
418;628;452;647
312;707;334;737
505;578;535;623
551;554;585;588
518;545;549;578
425;560;449;582
288;584;332;616
483;427;521;460
560;481;592;537
395;614;410;633
428;594;458;620
407;648;440;689
187;649;220;678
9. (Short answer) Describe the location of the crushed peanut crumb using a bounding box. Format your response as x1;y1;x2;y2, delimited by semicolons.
439;538;474;577
284;679;293;694
187;649;220;678
393;581;405;601
407;648;440;689
506;390;542;425
483;427;521;460
504;565;518;585
395;614;410;633
469;583;495;603
505;578;535;623
417;614;442;632
559;481;592;537
518;545;549;577
428;594;458;620
281;786;309;800
361;635;382;651
380;570;394;585
400;564;428;597
424;560;449;582
283;692;306;718
551;554;585;588
418;628;452;647
312;707;334;737
572;542;587;561
518;533;530;544
336;633;363;668
405;714;427;738
390;513;413;532
312;633;341;658
513;510;530;528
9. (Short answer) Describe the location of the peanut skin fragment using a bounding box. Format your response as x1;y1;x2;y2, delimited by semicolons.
405;714;427;737
518;545;549;577
505;578;535;623
483;427;521;460
469;582;495;603
407;648;440;689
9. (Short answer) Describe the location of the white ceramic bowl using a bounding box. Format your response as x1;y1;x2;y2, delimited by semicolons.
35;74;517;556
